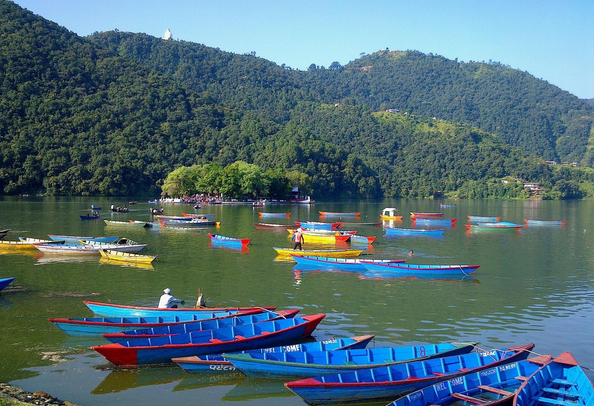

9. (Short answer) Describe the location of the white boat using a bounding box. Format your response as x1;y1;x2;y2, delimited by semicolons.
34;240;147;255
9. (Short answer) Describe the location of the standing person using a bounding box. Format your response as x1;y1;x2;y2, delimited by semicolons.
158;288;184;308
292;228;305;250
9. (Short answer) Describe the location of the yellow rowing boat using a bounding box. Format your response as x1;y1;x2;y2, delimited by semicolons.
273;247;364;259
99;249;157;264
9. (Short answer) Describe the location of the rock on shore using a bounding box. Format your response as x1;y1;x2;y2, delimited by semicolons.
0;383;81;406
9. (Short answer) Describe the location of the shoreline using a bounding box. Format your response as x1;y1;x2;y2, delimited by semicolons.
0;383;81;406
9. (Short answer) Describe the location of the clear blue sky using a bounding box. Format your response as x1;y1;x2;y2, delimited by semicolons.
13;0;594;99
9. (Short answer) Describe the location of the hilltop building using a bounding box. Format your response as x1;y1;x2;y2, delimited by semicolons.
163;29;173;41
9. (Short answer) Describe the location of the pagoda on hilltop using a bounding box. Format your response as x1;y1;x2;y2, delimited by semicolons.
163;28;173;40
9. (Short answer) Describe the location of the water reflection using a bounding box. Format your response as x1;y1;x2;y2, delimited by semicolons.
92;367;184;394
172;372;243;392
222;377;293;401
359;271;479;283
36;255;100;265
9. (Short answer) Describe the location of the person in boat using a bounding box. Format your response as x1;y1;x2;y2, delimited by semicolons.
158;288;184;309
292;228;305;250
110;204;115;211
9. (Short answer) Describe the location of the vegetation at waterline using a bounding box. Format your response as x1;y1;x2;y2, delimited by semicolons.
1;0;594;199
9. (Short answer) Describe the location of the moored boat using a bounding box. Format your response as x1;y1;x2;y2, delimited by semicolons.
380;208;403;221
99;249;157;264
465;222;523;233
83;300;276;318
254;223;295;229
34;240;147;254
273;247;365;259
319;211;361;217
524;219;567;226
384;227;445;237
287;230;351;244
410;212;444;218
411;218;457;226
258;212;291;218
360;261;480;276
48;234;120;243
468;215;501;222
92;314;325;367
0;239;45;251
104;220;148;227
514;351;594;406
291;255;405;271
102;309;300;343
225;341;479;379
172;335;376;374
295;221;343;231
284;344;535;405
0;277;16;292
208;234;251;247
386;353;555;406
48;308;267;336
347;234;376;244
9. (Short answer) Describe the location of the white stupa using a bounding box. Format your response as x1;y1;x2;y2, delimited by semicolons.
163;28;173;41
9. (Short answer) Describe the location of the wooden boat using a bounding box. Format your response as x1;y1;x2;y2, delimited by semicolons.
172;335;375;374
48;308;267;336
34;240;147;254
80;213;100;220
290;196;315;204
524;219;567;226
226;341;479;379
161;218;219;227
208;234;251;247
104;220;148;227
387;354;555;406
296;221;343;231
340;222;382;227
48;234;120;243
181;213;215;218
347;234;376;244
254;223;295;229
380;208;403;221
99;249;157;264
102;309;300;343
284;344;535;405
468;215;501;222
0;229;10;240
412;218;457;226
83;300;276;318
258;212;291;218
291;255;405;271
90;205;102;210
465;222;523;232
410;212;444;218
18;237;63;244
440;203;456;208
360;261;480;276
319;211;361;217
384;227;445;237
0;277;16;292
514;351;594;406
273;247;365;259
288;230;351;244
92;314;325;367
0;239;45;251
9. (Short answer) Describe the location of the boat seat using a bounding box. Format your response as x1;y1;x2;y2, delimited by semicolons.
234;335;245;340
477;385;514;396
542;388;582;398
432;372;447;376
533;396;579;406
551;379;578;387
209;338;224;343
451;393;488;404
515;376;528;381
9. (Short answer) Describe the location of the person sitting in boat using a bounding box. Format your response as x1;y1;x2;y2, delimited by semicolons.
292;228;305;250
158;288;184;308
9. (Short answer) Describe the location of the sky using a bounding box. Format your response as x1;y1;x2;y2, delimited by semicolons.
12;0;594;99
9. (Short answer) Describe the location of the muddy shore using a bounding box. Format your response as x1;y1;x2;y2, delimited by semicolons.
0;383;81;406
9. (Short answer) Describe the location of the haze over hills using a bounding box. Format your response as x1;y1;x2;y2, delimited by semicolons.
1;0;593;198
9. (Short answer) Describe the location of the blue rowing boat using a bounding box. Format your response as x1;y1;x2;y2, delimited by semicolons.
48;308;266;336
384;227;445;237
208;234;251;248
92;314;325;367
524;219;567;226
102;309;299;343
387;353;554;406
223;342;478;378
47;235;120;243
291;255;405;271
83;300;276;318
172;335;376;373
0;277;15;292
411;218;457;226
360;261;480;276
468;215;501;222
515;352;594;406
284;344;535;405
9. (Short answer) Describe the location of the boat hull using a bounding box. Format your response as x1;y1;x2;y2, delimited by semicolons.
83;301;275;318
361;261;479;276
292;255;405;271
274;248;364;259
0;277;16;291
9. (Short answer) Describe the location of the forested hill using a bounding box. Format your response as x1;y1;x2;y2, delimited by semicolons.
89;32;594;165
1;0;593;199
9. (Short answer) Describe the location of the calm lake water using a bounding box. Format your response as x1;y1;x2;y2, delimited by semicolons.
0;197;593;405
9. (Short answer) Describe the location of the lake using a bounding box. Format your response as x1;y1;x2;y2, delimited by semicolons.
0;196;593;405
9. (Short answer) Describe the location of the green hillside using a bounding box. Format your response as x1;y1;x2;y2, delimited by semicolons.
1;0;593;199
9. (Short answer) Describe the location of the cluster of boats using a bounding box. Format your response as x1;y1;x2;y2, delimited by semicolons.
47;300;593;406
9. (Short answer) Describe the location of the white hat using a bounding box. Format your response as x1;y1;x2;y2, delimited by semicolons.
164;288;171;294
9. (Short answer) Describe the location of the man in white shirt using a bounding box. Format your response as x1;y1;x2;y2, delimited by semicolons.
158;288;184;308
